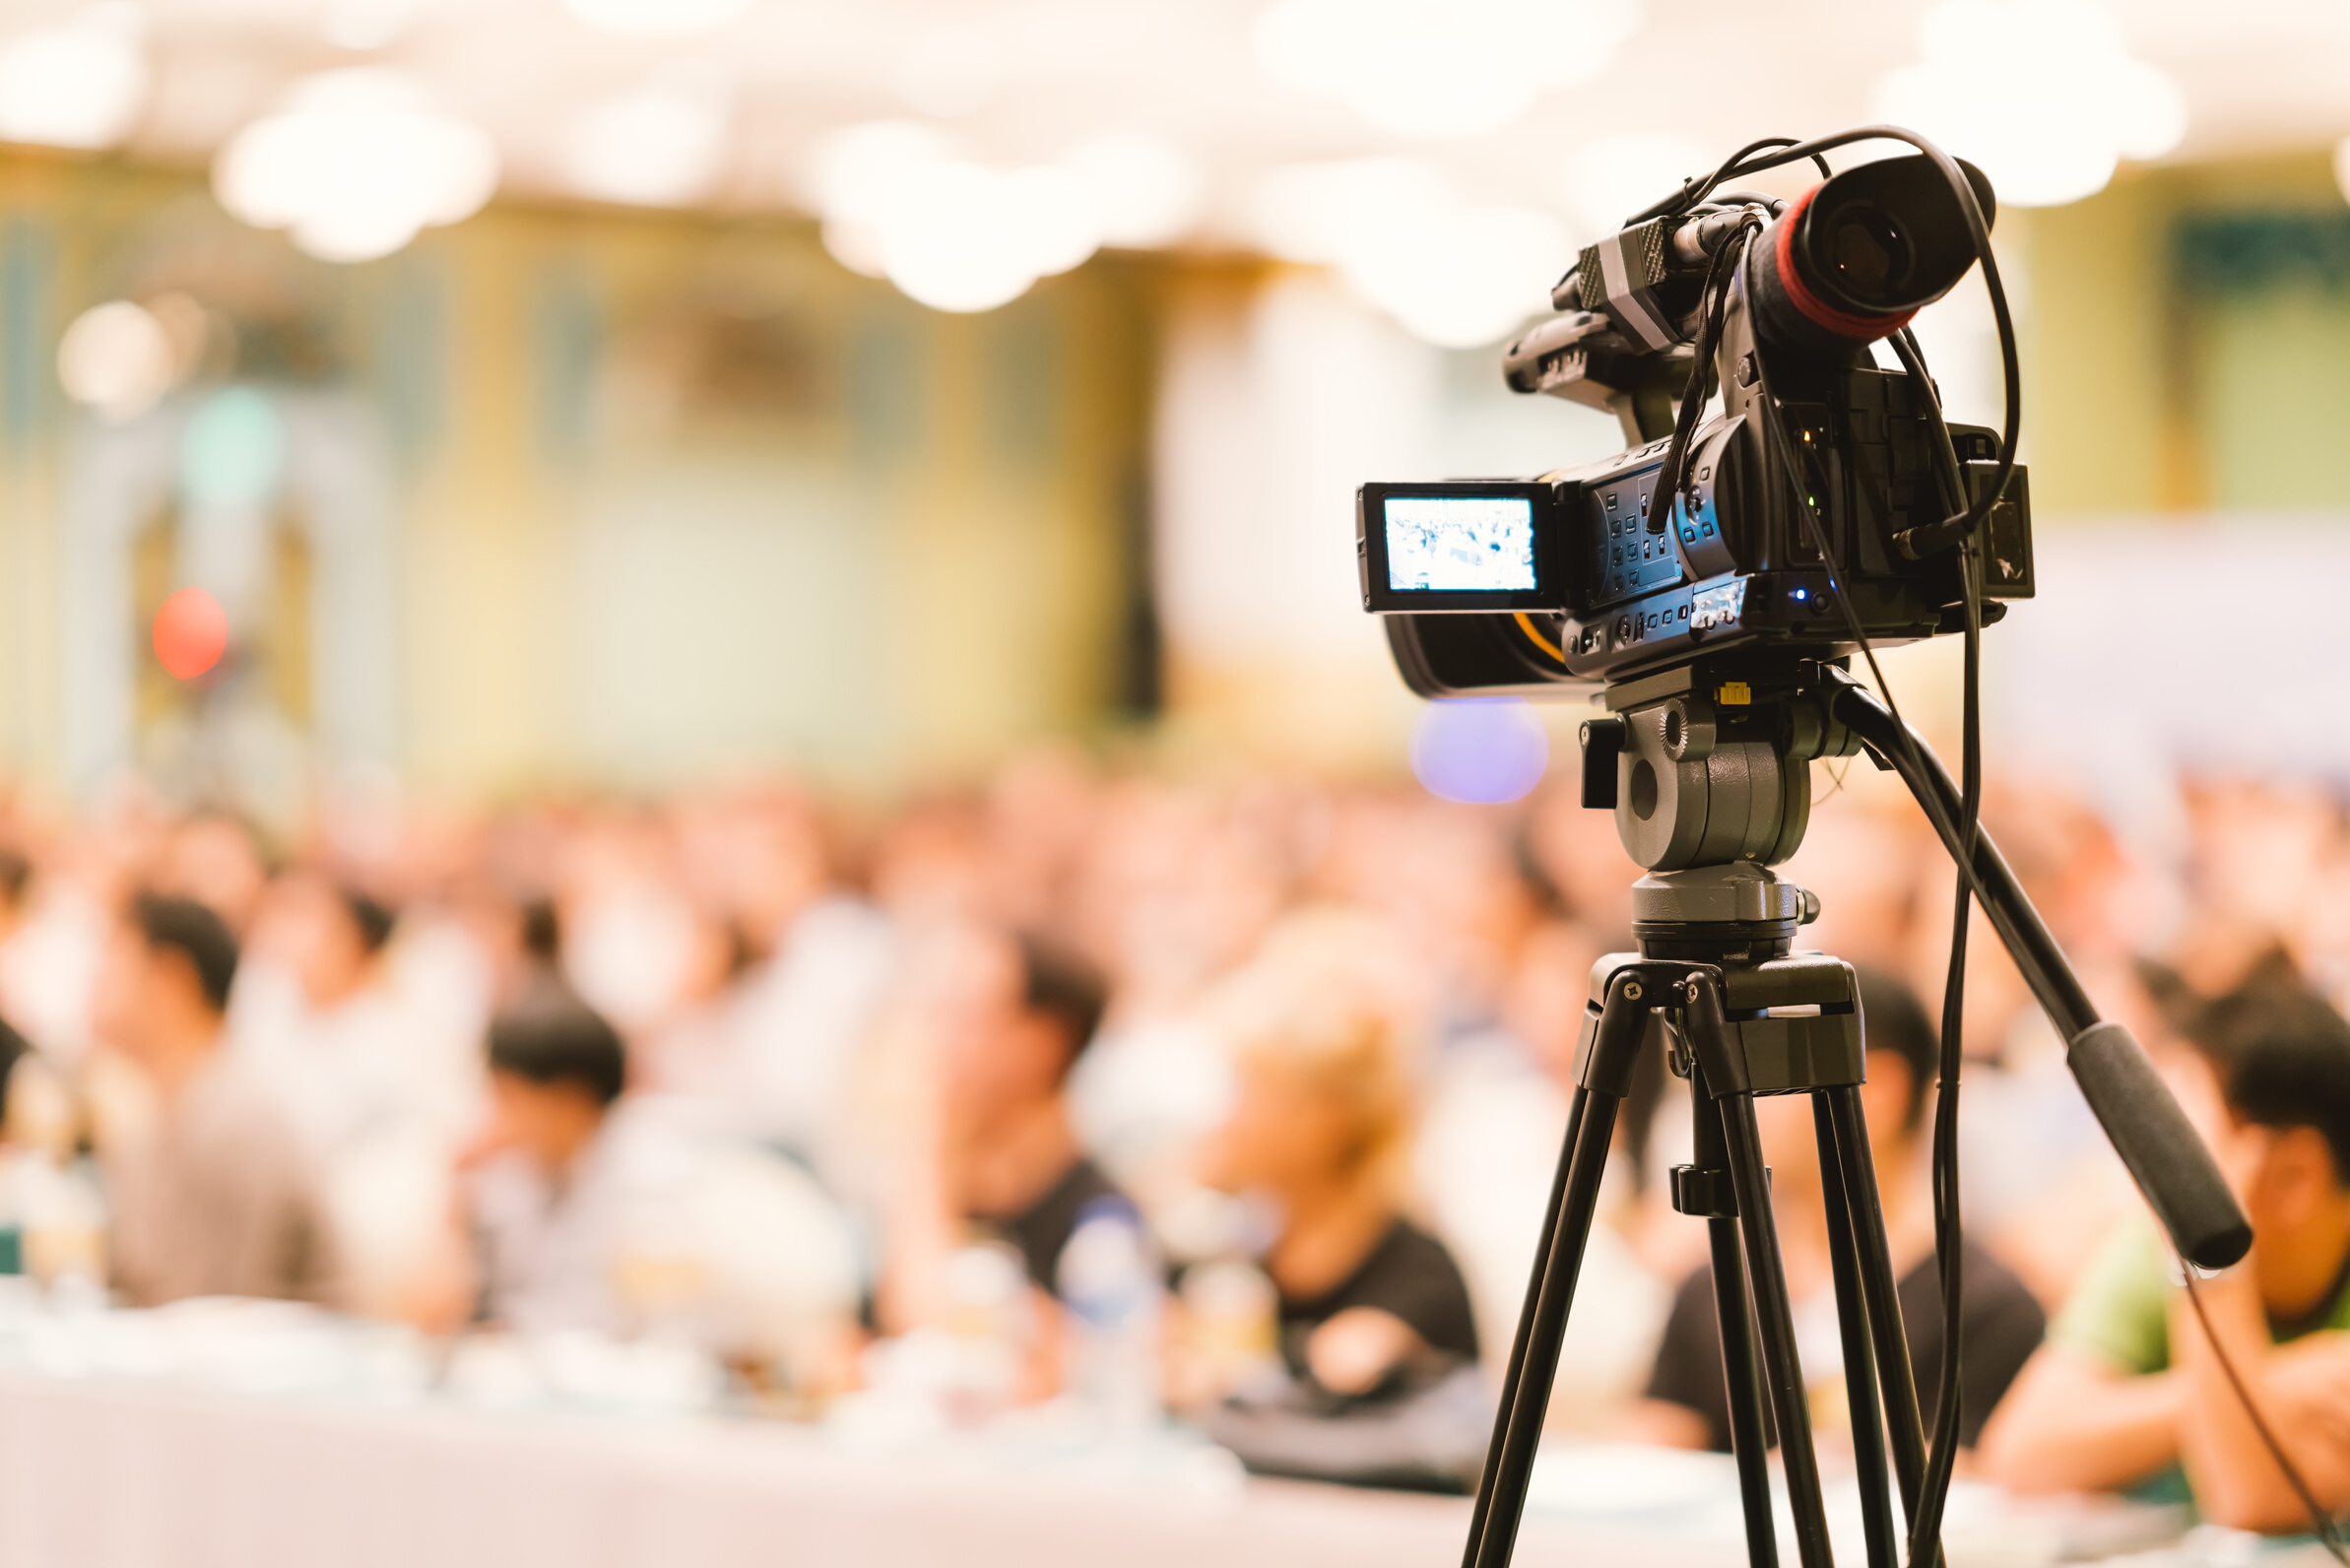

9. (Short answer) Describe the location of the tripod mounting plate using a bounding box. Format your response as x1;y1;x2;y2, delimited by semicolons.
1578;950;1863;1097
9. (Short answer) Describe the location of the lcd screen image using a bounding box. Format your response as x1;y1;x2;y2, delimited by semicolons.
1384;495;1538;593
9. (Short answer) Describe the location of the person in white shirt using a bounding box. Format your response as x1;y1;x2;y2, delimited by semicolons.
456;985;633;1338
234;872;476;1317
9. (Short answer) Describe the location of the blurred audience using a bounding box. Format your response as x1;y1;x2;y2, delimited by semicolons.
1981;975;2350;1529
98;892;340;1307
0;751;2331;1518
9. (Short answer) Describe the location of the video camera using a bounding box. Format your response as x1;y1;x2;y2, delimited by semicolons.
1358;145;2033;701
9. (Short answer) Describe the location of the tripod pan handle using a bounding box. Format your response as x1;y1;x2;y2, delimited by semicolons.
2068;1021;2252;1272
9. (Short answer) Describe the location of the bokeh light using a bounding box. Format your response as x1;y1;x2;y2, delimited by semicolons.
561;0;752;37
56;299;175;423
1254;0;1644;142
562;61;732;208
1253;159;1563;348
0;4;149;151
179;390;285;510
1408;697;1550;805
213;68;498;262
810;123;1114;313
1870;0;2186;208
153;587;228;681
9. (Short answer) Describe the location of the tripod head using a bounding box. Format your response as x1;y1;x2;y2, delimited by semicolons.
1579;655;1858;965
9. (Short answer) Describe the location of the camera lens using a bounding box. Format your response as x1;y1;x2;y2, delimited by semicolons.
1824;205;1911;306
1751;156;1994;355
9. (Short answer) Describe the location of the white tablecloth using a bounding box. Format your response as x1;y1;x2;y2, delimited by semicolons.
0;1373;1730;1568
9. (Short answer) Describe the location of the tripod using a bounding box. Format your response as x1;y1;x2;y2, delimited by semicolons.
1460;660;2253;1568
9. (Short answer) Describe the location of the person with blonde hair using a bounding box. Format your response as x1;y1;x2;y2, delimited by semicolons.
1197;917;1478;1402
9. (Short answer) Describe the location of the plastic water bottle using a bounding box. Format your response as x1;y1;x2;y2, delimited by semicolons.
1056;1198;1162;1436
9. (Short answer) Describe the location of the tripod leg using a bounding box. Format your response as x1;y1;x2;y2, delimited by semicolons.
1691;1063;1778;1568
1460;1085;1589;1561
1816;1094;1899;1568
1462;971;1651;1568
1717;1089;1837;1568
1463;1087;1621;1568
1682;974;1837;1568
1826;1084;1933;1539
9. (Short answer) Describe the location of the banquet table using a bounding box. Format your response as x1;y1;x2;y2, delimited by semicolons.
0;1367;1745;1568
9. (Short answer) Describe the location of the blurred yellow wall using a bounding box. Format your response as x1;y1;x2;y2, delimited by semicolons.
0;150;1160;807
1;145;2345;807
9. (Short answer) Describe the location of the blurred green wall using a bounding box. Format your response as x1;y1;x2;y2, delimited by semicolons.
2023;151;2350;518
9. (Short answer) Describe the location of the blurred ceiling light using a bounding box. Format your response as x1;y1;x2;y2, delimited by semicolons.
810;120;952;277
321;0;420;50
892;25;1004;118
811;121;1105;311
881;162;1049;312
563;60;730;207
1560;133;1709;241
0;3;150;150
562;0;751;38
214;68;498;263
1253;159;1565;347
1871;0;2186;208
1253;157;1448;265
1254;0;1642;141
1061;132;1205;248
57;298;174;421
1001;165;1102;277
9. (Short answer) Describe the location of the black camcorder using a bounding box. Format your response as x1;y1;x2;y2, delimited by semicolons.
1357;150;2034;700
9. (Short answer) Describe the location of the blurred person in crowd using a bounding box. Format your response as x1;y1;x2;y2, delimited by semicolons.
233;871;478;1317
235;874;427;1140
983;742;1103;942
1621;968;2044;1454
556;808;705;1038
1523;782;1642;945
669;789;895;1201
98;892;340;1307
151;811;272;933
1981;984;2350;1529
0;848;33;947
1783;789;1931;983
867;792;991;927
2175;780;2343;1001
1059;780;1299;1224
0;846;33;1110
884;925;1127;1330
451;986;632;1336
1077;780;1286;1023
1306;793;1535;1043
1193;924;1478;1403
0;1003;28;1140
0;830;117;1064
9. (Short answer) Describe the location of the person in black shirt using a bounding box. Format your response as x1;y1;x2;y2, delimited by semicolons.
886;923;1128;1309
1622;966;2045;1453
1198;951;1478;1401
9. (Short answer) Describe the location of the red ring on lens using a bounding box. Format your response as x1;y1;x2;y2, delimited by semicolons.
1775;184;1918;343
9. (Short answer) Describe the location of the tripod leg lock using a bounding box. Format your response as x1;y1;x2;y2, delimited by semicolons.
1670;1163;1738;1218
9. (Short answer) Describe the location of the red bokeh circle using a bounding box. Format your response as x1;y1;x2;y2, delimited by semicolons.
154;587;228;681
